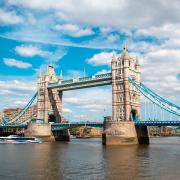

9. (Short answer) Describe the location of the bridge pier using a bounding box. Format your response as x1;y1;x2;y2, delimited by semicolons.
25;122;70;141
102;121;138;145
52;129;70;141
135;125;149;144
24;122;52;140
102;121;150;145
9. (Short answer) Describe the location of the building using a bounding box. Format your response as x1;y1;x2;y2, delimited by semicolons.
3;108;21;119
148;126;161;136
149;126;176;136
3;105;37;122
0;111;4;123
111;46;141;121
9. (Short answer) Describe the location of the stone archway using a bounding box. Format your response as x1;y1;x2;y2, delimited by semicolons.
48;113;56;123
130;109;139;122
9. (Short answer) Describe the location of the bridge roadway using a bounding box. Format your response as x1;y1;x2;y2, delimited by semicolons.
51;121;180;131
0;121;180;130
47;73;112;91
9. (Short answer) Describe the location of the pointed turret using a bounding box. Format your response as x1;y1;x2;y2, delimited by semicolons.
121;43;129;58
46;64;57;82
111;52;116;62
59;70;63;81
135;57;140;66
38;67;42;77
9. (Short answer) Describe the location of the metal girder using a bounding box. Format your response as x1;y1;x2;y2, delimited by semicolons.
48;73;112;91
51;120;180;131
136;121;180;126
0;125;27;129
51;122;103;131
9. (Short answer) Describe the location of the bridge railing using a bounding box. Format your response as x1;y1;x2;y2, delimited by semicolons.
48;73;112;87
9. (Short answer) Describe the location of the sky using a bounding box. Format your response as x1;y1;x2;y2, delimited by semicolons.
0;0;179;122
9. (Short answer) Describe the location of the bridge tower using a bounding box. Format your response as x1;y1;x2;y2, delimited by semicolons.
112;45;141;122
25;64;69;141
37;64;62;123
103;45;149;145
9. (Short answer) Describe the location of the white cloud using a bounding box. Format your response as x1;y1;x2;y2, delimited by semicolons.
0;9;23;25
141;49;180;102
54;24;94;37
63;87;112;121
135;24;180;39
0;79;36;110
15;45;47;57
63;87;111;109
15;45;67;66
66;70;85;79
95;69;111;75
3;58;32;69
86;52;113;66
8;0;179;28
62;108;72;113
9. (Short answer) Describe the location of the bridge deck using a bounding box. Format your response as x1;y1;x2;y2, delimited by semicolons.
51;121;180;131
47;73;112;91
0;121;180;130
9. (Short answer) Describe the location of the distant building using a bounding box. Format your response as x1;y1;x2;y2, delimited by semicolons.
148;126;161;136
0;111;4;123
149;126;176;136
4;108;21;119
3;105;37;122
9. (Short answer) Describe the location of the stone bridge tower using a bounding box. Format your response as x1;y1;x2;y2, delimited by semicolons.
102;45;147;145
37;64;62;123
111;45;141;122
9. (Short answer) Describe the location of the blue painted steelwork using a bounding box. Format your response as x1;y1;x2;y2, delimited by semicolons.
51;120;180;131
0;124;27;129
135;121;180;126
128;77;180;117
51;122;103;131
48;73;112;91
0;120;180;130
2;92;38;125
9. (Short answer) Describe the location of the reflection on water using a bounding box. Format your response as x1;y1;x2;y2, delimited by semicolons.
0;137;180;180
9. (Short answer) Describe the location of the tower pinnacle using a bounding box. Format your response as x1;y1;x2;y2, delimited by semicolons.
38;67;42;77
112;52;116;62
123;42;128;52
121;42;129;58
59;70;63;81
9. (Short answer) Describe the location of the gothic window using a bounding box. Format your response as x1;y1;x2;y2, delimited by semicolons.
120;84;124;90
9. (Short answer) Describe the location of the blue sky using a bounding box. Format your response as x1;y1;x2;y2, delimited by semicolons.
0;0;179;121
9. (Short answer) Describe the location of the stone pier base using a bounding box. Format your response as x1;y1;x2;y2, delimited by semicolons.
52;130;70;141
25;123;70;141
102;121;138;145
25;122;52;139
135;125;149;144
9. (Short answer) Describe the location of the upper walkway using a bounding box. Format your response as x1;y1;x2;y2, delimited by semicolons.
48;73;112;91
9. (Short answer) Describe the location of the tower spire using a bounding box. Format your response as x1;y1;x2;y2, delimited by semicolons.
112;52;116;62
38;67;42;77
123;42;128;52
121;42;129;58
59;70;63;81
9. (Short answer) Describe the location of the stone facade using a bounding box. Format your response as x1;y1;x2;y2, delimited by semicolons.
103;45;149;145
3;105;37;122
111;46;140;122
37;64;62;123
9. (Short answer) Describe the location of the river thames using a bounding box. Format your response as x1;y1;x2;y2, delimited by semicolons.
0;137;180;180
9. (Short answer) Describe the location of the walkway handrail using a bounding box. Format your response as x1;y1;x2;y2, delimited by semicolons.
3;92;37;125
128;77;180;116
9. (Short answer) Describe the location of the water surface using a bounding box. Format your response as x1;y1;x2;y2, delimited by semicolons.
0;137;180;180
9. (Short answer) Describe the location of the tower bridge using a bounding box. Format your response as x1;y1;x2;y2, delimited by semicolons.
1;45;180;145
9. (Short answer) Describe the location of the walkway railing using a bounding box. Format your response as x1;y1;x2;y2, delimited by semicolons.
48;73;112;90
